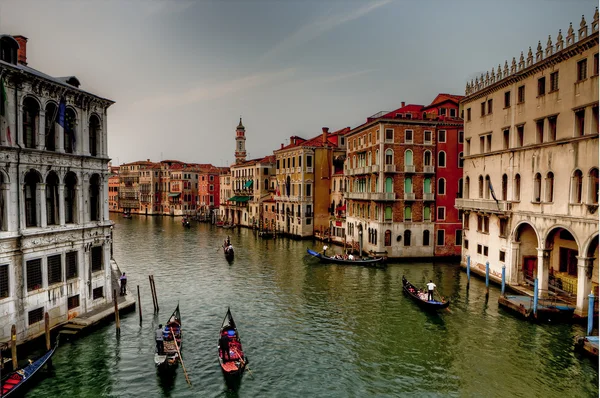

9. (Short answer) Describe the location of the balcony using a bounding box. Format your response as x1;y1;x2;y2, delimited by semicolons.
306;167;314;173
455;198;513;213
404;165;415;173
423;165;434;174
371;192;396;201
423;193;434;201
346;192;370;200
370;165;380;173
384;164;396;173
404;192;415;201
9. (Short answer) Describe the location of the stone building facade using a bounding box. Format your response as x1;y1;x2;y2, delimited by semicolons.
456;11;599;315
0;34;114;343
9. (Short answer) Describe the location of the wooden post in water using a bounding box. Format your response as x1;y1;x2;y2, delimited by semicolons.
113;289;121;333
137;285;142;322
150;275;159;312
149;275;157;313
466;255;471;288
485;261;490;296
501;265;506;297
11;324;17;369
45;312;50;350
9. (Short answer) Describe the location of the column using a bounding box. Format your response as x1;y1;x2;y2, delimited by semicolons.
76;185;84;224
575;256;594;316
536;248;551;297
58;183;65;226
37;183;47;228
1;186;11;231
102;175;109;221
57;123;65;153
509;240;520;284
37;109;46;150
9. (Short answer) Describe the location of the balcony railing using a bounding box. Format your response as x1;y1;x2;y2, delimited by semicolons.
371;192;396;201
404;192;415;201
306;167;314;173
423;165;434;174
455;198;512;213
423;193;434;201
384;164;396;173
370;165;380;173
404;165;415;173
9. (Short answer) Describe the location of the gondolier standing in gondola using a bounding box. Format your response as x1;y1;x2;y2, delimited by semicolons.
156;324;164;355
426;280;436;301
219;333;230;362
322;245;328;255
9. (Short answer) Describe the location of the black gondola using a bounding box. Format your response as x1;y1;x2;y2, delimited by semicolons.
402;276;450;310
224;246;234;261
218;307;247;386
306;248;386;268
182;218;190;228
1;340;58;397
154;304;182;370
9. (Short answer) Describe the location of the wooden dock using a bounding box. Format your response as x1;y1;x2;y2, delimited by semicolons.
498;295;575;322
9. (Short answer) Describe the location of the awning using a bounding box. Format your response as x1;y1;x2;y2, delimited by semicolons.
168;193;181;197
244;180;253;189
237;196;251;202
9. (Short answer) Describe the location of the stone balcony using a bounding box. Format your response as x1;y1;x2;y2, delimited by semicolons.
346;192;395;201
404;165;415;173
384;164;397;173
423;165;434;174
404;192;415;201
455;198;513;213
423;193;434;201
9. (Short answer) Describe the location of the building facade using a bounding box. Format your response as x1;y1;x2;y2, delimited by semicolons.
456;11;599;315
0;35;114;342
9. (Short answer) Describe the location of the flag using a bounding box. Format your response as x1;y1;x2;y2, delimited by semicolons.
489;179;498;203
0;77;12;145
276;181;280;196
56;97;75;148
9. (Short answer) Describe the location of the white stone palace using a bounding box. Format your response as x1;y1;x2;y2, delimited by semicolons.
457;10;599;316
0;34;115;343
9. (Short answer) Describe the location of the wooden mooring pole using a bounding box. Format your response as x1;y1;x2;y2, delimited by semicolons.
152;275;159;312
113;289;121;333
137;285;142;322
149;275;157;313
45;312;50;350
11;324;17;369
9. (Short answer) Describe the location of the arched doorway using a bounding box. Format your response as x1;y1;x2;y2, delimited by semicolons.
545;227;578;297
513;222;539;284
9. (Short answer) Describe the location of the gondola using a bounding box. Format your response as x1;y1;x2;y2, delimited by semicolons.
155;304;182;370
402;276;450;310
218;307;248;386
306;248;386;268
182;218;190;228
1;340;58;397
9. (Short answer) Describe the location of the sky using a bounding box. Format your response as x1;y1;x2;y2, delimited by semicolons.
1;0;597;167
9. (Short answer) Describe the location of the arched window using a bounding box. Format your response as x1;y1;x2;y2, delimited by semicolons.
478;175;484;198
465;177;470;199
385;149;393;165
46;172;59;225
404;206;412;221
286;176;291;196
424;150;432;166
571;170;583;203
458;152;464;168
424;178;431;194
45;102;57;151
589;168;599;204
438;178;446;195
385;177;393;193
533;173;542;202
484;175;490;199
405;150;413;166
23;97;39;149
375;149;379;165
24;171;40;227
353;155;356;168
89;174;101;221
404;177;412;193
438;151;446;167
89;114;100;156
514;174;521;201
404;230;411;246
423;230;430;246
457;178;463;198
502;174;508;201
64;108;77;154
384;206;392;221
384;230;391;246
424;205;431;221
545;172;554;202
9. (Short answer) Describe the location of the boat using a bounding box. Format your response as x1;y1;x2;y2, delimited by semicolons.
154;304;182;370
122;210;132;219
218;307;248;385
224;245;234;261
258;231;274;239
1;340;58;397
306;248;386;268
402;276;450;310
182;217;190;228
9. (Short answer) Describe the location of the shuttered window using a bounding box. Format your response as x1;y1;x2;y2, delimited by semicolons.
91;246;103;272
66;251;78;279
0;264;8;298
27;259;42;291
28;307;44;325
47;254;62;285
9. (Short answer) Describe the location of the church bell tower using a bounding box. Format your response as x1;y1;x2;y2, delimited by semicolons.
235;118;247;164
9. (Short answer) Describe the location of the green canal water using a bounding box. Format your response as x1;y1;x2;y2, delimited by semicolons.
26;215;598;397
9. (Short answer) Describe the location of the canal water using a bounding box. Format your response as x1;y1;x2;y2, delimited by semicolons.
27;215;597;397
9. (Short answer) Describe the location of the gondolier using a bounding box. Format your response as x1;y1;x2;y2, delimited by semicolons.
155;324;164;355
426;280;436;301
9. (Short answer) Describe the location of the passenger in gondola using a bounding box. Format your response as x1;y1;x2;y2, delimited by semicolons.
156;324;164;355
219;333;231;362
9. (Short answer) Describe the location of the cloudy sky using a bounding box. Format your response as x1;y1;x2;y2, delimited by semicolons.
1;0;596;166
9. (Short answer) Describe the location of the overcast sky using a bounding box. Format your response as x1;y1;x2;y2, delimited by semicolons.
1;0;597;166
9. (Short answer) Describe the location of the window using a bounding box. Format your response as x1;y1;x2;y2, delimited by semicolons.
424;205;431;221
466;139;470;156
548;116;557;141
438;130;446;143
577;59;587;81
404;206;412;221
516;125;524;147
89;115;100;156
27;259;42;291
501;174;508;201
307;156;312;168
89;174;100;222
424;130;432;144
467;108;471;121
305;184;312;197
547;172;556;201
385;149;393;165
384;230;391;246
0;264;8;299
440;108;447;116
550;71;559;92
536;119;544;144
499;251;506;262
575;109;585;136
478;175;484;198
504;91;511;107
594;53;599;76
465;177;470;199
463;213;469;229
436;230;445;246
438;178;446;195
518;85;525;103
64;108;76;154
46;173;59;226
23;97;39;149
437;206;446;220
487;99;493;114
538;77;546;96
458;152;464;168
25;172;39;227
385;206;392;221
483;216;489;233
572;170;583;203
464;239;469;249
503;129;509;149
405;150;413;166
92;286;104;300
477;244;482;254
405;130;413;143
404;230;411;246
455;230;462;246
480;102;486;116
28;307;44;325
486;134;492;152
438;151;446;167
589;168;599;204
68;294;80;310
514;174;521;201
424;151;431;166
385;129;393;141
533;173;542;202
423;230;430;246
484;175;490;199
404;177;412;193
91;246;103;272
47;254;62;285
483;246;489;256
499;218;508;238
66;251;78;279
450;108;456;117
64;172;76;224
458;131;464;143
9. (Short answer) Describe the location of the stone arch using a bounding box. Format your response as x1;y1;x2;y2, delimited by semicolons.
543;225;580;252
512;221;541;283
582;233;599;259
0;168;10;184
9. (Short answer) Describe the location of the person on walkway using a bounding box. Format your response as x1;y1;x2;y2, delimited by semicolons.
156;324;164;354
426;280;436;301
119;272;127;295
219;333;230;361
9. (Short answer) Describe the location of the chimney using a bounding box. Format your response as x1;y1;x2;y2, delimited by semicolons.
281;143;284;149
322;127;329;147
401;101;405;107
13;35;28;66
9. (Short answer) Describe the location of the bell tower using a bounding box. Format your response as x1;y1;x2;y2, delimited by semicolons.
235;117;247;164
